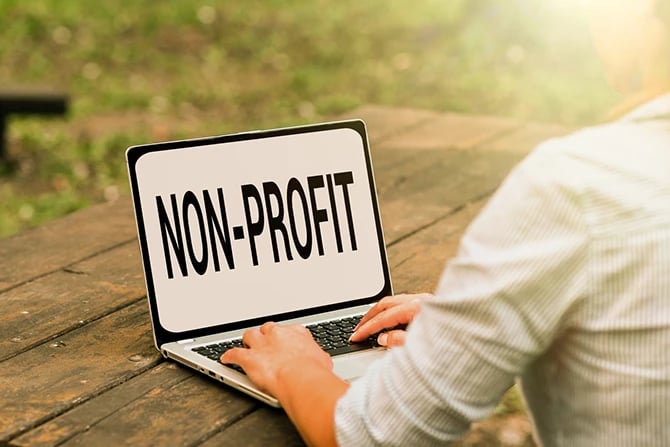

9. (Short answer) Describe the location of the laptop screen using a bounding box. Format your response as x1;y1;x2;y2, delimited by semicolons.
128;121;390;339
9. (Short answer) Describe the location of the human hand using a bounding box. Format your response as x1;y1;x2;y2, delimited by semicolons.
349;293;432;347
220;322;333;399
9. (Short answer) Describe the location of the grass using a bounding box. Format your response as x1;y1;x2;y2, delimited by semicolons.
0;0;619;238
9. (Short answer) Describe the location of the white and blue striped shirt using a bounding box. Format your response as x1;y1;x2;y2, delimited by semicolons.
335;94;670;446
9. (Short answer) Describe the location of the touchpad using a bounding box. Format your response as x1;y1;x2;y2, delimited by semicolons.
333;349;386;381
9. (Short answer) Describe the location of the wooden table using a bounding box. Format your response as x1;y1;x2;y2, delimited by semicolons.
0;106;570;446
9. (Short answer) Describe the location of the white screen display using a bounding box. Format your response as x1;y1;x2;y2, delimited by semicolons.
134;127;386;333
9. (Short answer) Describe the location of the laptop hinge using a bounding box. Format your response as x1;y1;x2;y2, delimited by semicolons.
177;338;195;344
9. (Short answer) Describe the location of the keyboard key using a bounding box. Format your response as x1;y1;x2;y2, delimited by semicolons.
191;314;380;376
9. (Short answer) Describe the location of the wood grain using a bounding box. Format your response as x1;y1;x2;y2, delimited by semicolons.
0;242;145;362
204;406;304;447
375;148;528;244
377;112;521;151
11;363;187;447
483;121;573;153
0;301;158;442
0;197;136;292
337;104;441;144
52;373;257;447
388;198;488;294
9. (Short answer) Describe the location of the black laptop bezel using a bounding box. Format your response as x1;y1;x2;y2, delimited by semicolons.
126;119;392;347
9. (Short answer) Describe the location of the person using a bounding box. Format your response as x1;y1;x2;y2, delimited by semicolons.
222;1;670;445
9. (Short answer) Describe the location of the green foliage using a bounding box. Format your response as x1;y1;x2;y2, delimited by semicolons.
0;0;618;238
495;385;527;416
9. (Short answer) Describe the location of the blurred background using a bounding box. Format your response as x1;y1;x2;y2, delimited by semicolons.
0;0;618;239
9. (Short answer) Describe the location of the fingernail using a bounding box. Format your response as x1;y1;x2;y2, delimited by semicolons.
377;333;388;346
348;331;357;342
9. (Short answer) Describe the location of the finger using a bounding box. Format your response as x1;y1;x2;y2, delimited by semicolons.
220;346;252;366
356;293;429;330
260;321;276;335
356;294;415;330
359;301;417;336
350;301;420;342
377;330;407;347
242;327;263;348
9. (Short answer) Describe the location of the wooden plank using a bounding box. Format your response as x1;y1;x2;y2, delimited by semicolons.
377;113;521;151
0;242;145;362
375;148;528;244
337;105;441;144
11;363;188;447
0;301;159;442
204;406;304;447
387;198;488;293
365;111;523;244
42;373;257;447
341;109;524;209
0;197;136;292
483;121;573;153
373;118;572;245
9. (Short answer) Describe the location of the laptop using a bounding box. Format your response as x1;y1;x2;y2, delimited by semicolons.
126;120;392;407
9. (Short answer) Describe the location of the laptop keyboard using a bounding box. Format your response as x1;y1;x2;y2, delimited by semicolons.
191;315;379;375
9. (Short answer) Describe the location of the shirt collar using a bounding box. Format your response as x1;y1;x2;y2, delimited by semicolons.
620;92;670;122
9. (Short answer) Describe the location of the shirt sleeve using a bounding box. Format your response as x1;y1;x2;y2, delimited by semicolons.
335;142;591;446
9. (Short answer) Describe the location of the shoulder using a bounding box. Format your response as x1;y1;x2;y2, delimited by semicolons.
524;119;670;179
518;120;670;236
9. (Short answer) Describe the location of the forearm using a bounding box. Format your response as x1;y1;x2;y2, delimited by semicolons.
275;363;350;447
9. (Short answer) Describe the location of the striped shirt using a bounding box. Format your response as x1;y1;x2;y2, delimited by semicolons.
335;93;670;446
